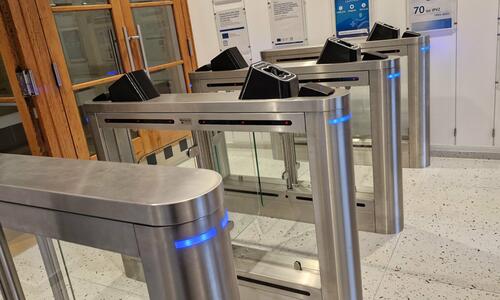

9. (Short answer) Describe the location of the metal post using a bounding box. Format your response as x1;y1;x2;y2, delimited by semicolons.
35;237;70;300
192;131;216;170
280;133;298;189
87;114;135;163
369;68;404;234
408;38;431;168
305;111;362;300
135;207;240;300
0;226;24;300
88;114;142;280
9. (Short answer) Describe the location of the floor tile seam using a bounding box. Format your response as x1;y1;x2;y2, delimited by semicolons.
372;232;402;299
388;227;500;256
382;269;500;296
68;274;147;297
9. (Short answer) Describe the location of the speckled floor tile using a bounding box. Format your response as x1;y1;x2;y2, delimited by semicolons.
376;270;500;299
56;242;148;296
67;277;147;299
229;212;257;239
358;231;400;267
387;226;500;294
233;216;297;251
14;263;52;298
274;222;317;258
7;155;500;299
362;265;386;300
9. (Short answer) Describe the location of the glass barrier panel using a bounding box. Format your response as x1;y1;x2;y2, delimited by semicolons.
0;57;13;97
75;84;112;156
0;105;30;155
132;6;182;66
150;66;186;94
53;10;122;84
57;241;149;299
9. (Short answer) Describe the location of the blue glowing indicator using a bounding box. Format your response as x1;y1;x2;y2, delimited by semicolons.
106;70;119;76
420;46;431;52
174;227;217;249
221;210;229;229
387;73;401;80
328;113;352;125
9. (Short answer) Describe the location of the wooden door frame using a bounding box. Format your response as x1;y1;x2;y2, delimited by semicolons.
1;0;92;159
1;0;197;160
0;10;43;156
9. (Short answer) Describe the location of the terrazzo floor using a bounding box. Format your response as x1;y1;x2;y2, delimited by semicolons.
5;144;500;299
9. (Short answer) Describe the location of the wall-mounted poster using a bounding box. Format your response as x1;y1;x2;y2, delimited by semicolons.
407;0;456;32
268;0;307;48
213;0;252;62
333;0;370;38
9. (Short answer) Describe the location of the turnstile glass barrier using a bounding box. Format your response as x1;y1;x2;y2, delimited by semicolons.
190;57;404;166
0;154;238;300
84;91;366;299
2;232;150;299
261;35;430;168
189;59;402;235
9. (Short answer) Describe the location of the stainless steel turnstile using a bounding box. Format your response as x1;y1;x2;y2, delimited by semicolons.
261;35;430;168
189;58;403;234
0;154;239;300
84;91;365;299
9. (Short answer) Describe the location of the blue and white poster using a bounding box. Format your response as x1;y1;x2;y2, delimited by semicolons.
213;0;252;63
408;0;456;32
334;0;370;38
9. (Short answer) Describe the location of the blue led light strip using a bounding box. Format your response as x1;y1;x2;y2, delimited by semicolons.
220;210;229;229
174;227;217;249
420;46;431;52
328;113;352;125
387;72;401;80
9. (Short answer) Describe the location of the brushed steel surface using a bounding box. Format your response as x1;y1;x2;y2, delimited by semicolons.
189;59;403;235
35;237;70;300
260;36;430;169
86;92;363;299
0;154;223;226
0;199;140;257
0;154;239;300
368;67;404;234
136;208;240;300
96;112;307;134
305;111;362;300
190;58;398;83
84;91;350;114
0;226;24;300
260;36;427;62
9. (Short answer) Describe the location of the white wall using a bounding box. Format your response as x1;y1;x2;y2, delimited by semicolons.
188;0;500;150
455;0;499;147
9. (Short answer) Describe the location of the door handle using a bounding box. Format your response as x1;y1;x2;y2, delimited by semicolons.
123;27;136;71
136;25;150;77
123;26;150;77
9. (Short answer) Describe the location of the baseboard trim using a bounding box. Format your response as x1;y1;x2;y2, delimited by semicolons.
431;145;500;160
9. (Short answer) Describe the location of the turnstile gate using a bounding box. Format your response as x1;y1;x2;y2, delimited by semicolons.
189;58;403;234
261;35;430;168
0;154;239;300
84;91;366;299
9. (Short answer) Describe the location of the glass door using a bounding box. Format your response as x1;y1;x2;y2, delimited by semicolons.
42;0;196;159
0;12;43;156
120;0;193;158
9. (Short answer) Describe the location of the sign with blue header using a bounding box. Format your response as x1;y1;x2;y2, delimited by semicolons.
333;0;370;38
408;0;456;32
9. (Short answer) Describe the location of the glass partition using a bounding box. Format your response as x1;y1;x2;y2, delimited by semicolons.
2;226;149;299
